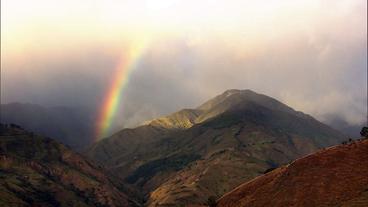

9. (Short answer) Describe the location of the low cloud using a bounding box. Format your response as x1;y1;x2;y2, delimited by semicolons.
1;0;366;135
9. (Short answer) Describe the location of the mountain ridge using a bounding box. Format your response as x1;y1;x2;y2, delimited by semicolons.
143;89;314;130
0;124;142;207
87;89;346;206
0;103;95;150
217;139;368;207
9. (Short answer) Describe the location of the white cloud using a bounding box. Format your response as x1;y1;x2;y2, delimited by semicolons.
1;0;366;133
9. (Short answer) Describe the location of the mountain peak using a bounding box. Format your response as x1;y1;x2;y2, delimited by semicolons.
223;89;244;96
223;89;254;95
198;89;256;110
145;89;301;130
87;90;346;206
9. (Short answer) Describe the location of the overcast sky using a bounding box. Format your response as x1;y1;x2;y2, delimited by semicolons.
1;0;367;134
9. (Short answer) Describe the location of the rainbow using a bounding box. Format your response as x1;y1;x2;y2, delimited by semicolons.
95;38;149;141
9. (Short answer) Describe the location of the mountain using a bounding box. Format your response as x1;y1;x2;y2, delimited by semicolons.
324;115;365;138
0;103;95;150
217;139;368;207
86;89;345;206
145;89;305;129
0;124;142;207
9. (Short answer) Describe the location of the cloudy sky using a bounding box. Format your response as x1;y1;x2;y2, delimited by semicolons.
1;0;367;135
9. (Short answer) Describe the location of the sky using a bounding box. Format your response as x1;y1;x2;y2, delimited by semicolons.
1;0;367;136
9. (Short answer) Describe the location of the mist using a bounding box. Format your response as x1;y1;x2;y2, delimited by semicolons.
1;0;366;136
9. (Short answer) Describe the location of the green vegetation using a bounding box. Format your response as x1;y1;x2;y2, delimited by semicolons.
126;154;200;185
202;113;243;129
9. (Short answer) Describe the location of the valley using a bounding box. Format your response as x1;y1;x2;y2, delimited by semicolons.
1;89;365;207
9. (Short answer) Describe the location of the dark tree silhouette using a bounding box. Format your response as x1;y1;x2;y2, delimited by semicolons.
361;127;368;138
207;196;217;207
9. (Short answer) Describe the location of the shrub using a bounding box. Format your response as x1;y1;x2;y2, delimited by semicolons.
207;196;217;207
360;127;368;139
264;167;277;174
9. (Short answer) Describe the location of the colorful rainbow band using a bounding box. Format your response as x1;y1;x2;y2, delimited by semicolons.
95;38;149;142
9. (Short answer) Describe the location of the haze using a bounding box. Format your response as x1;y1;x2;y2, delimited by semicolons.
1;0;367;135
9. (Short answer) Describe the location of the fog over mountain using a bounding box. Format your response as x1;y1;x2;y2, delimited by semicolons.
1;0;366;136
0;1;367;206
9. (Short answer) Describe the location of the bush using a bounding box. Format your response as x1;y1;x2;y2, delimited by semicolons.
207;196;217;207
264;167;277;174
360;127;368;138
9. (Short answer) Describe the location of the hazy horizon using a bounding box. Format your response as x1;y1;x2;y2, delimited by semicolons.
1;0;367;135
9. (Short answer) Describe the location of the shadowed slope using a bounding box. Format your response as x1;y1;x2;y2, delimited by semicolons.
87;89;345;206
0;124;142;207
146;102;344;206
144;89;306;130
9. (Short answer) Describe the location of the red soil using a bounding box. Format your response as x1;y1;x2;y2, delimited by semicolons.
217;139;368;207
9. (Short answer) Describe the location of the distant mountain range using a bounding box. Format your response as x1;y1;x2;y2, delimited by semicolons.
1;89;365;207
324;115;365;138
87;89;346;206
0;103;95;150
1;92;361;151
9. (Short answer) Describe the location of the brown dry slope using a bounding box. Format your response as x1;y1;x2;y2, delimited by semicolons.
0;124;142;207
217;139;368;207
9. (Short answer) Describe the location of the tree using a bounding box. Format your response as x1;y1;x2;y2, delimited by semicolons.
361;127;368;139
207;196;217;207
264;167;277;174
